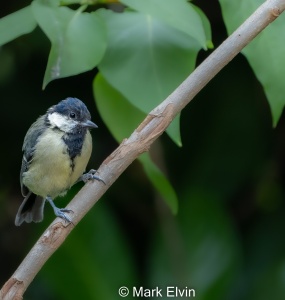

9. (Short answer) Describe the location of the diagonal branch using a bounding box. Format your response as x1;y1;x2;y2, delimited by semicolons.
1;0;285;299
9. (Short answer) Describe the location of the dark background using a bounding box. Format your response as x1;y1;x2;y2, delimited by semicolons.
1;1;285;299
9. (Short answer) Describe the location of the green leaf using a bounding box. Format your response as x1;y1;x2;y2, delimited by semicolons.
59;0;97;4
219;0;285;125
32;0;107;88
165;114;182;147
94;73;178;213
192;4;214;49
98;8;200;110
59;0;82;5
94;72;146;141
0;6;37;46
120;0;207;49
98;9;201;145
139;153;178;214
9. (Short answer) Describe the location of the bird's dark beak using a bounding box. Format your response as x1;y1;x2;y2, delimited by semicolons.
82;120;98;129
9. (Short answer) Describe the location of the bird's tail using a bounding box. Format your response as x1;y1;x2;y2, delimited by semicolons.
15;192;45;226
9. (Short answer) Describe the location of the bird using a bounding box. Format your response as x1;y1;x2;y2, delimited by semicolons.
15;97;103;226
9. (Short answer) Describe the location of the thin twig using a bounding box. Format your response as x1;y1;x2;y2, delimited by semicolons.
1;0;285;299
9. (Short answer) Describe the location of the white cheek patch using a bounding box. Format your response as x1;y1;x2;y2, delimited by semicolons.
48;112;76;132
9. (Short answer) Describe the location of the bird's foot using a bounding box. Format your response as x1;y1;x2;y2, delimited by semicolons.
53;207;73;223
80;169;105;184
46;197;73;223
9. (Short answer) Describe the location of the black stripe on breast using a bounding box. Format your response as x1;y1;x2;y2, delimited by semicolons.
62;129;87;169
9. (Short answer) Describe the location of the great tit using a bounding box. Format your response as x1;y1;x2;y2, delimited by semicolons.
15;97;102;226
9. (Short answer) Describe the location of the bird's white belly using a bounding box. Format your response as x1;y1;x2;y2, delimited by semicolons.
22;128;92;198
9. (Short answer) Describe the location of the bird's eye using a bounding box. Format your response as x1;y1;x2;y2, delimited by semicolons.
69;112;76;119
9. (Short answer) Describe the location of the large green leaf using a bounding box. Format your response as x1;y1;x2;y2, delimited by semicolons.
98;8;203;145
31;0;107;88
219;0;285;125
120;0;207;49
0;6;37;46
94;72;178;213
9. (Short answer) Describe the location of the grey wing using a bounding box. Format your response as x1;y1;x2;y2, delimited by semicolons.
20;115;46;197
20;155;30;197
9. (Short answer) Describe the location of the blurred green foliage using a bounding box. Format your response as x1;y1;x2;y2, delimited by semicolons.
220;0;285;126
1;1;285;300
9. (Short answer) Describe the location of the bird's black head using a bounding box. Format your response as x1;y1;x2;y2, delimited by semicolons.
47;97;98;133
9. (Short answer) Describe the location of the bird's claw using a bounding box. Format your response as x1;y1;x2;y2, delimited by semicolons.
81;169;105;184
53;207;73;223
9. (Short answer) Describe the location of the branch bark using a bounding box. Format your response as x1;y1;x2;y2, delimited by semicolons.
1;0;285;299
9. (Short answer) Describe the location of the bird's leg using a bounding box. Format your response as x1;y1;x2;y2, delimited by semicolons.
78;169;105;184
46;196;73;223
